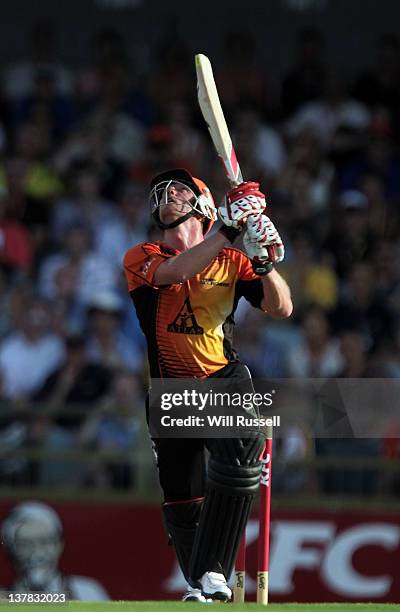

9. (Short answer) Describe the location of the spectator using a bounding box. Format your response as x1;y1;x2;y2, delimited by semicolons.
273;427;311;494
79;369;142;488
34;334;112;428
85;68;146;166
4;282;35;337
281;231;338;311
0;369;31;485
316;330;383;496
38;223;118;305
0;298;64;400
33;334;112;485
372;238;400;293
274;161;330;235
51;161;118;244
337;330;372;378
338;113;400;199
48;259;87;337
323;190;378;277
85;291;141;371
277;128;334;215
5;121;62;228
234;105;286;183
0;190;33;276
331;262;395;348
360;172;390;237
288;307;343;377
95;182;147;275
338;328;392;377
286;69;370;150
52;121;126;201
233;309;287;377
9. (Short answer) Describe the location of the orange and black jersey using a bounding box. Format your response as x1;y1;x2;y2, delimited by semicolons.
123;241;264;378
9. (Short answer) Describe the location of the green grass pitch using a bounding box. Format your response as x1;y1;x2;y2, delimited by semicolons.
1;602;398;611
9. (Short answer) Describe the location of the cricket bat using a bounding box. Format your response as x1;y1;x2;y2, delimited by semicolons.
195;53;243;186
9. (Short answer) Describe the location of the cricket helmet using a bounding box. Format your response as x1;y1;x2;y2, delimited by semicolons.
149;168;217;235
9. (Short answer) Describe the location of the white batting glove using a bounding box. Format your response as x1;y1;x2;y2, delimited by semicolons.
243;213;285;264
218;181;266;229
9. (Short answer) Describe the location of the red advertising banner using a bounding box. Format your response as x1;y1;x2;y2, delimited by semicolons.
0;500;399;602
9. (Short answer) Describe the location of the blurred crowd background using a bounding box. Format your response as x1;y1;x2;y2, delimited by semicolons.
0;11;400;499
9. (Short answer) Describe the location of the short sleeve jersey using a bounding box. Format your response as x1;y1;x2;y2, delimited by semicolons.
123;241;264;378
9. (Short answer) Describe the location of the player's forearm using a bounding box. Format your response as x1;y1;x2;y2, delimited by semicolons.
154;232;229;285
260;269;293;318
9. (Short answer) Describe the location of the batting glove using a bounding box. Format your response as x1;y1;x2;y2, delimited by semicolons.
243;213;285;274
218;181;267;229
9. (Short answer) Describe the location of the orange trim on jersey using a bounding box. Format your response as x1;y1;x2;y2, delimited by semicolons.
123;242;178;291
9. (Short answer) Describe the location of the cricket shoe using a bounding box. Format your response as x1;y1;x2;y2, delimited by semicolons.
182;585;212;603
199;571;232;602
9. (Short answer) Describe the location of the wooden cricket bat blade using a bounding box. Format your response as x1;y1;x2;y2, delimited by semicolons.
195;53;243;185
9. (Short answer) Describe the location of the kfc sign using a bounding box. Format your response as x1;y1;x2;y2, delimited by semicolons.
165;516;400;602
270;520;400;599
0;502;399;602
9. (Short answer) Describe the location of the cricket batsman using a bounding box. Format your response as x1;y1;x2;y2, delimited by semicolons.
123;169;292;602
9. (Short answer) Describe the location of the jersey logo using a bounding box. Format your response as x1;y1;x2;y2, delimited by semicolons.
200;277;229;287
167;298;204;335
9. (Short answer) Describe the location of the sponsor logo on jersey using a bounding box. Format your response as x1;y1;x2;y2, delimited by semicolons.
167;298;204;335
200;277;229;287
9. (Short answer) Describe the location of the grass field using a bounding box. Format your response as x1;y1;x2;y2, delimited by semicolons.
0;603;397;611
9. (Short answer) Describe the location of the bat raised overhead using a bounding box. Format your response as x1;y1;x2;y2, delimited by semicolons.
195;53;243;186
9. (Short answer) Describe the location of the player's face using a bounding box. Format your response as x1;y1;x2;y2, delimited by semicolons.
152;181;195;224
160;182;194;222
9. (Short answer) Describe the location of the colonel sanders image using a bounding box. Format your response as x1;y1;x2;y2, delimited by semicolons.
0;501;109;600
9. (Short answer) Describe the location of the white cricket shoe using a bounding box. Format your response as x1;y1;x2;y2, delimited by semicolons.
199;571;232;601
182;585;210;603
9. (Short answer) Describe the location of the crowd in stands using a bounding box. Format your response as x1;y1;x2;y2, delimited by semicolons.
0;23;399;493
